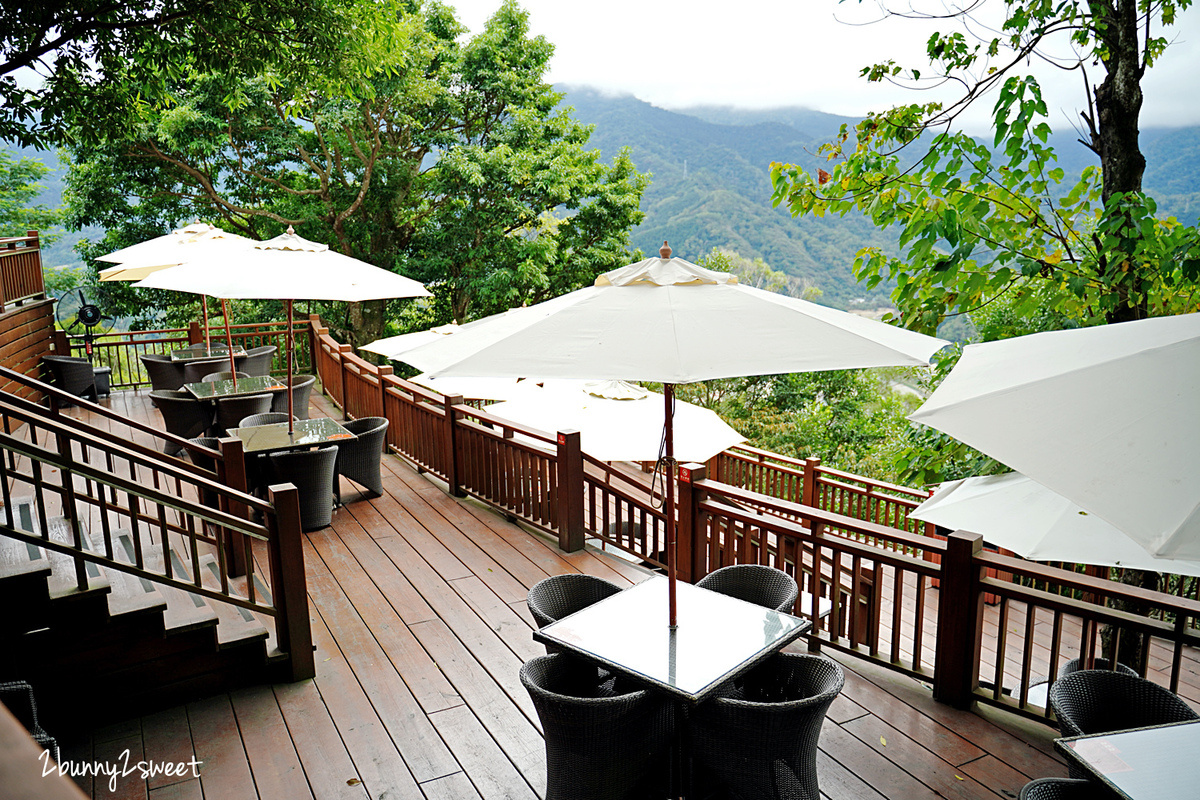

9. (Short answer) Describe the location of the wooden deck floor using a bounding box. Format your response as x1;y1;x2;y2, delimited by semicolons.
52;390;1072;800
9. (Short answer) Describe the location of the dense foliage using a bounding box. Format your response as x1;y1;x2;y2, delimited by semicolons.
64;1;647;344
0;151;62;239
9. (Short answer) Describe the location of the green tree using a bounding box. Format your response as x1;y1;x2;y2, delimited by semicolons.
66;1;646;343
0;0;394;148
0;150;62;238
699;247;818;299
771;0;1200;334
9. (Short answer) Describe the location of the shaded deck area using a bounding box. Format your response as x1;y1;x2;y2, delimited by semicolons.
56;390;1069;800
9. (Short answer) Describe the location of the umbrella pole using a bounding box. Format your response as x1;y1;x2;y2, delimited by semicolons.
201;297;212;351
286;300;295;436
666;383;677;628
222;299;237;390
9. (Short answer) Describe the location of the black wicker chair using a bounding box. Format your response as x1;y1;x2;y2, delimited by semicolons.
214;393;273;436
691;652;844;800
0;681;59;762
696;564;799;614
240;345;277;377
527;574;623;630
202;370;250;383
182;358;231;384
41;355;98;403
334;416;389;503
1057;658;1138;679
271;373;317;419
185;437;222;508
150;390;213;454
140;353;186;392
239;412;295;428
521;653;674;800
1049;670;1199;778
1018;778;1103;800
267;446;338;531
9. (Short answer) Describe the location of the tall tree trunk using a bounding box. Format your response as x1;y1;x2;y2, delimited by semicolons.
345;299;385;350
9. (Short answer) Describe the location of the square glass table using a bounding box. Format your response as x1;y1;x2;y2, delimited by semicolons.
534;575;812;703
1056;719;1200;799
170;346;247;362
230;417;355;453
184;375;286;400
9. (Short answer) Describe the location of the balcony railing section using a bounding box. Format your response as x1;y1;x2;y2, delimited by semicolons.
0;231;47;313
64;320;312;390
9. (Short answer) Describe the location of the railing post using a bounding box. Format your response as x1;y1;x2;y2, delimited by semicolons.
217;436;250;577
52;329;70;356
677;462;707;583
307;315;320;376
932;530;984;708
339;344;353;419
443;394;464;497
267;482;315;681
800;457;821;528
377;364;393;418
555;430;584;552
187;321;204;345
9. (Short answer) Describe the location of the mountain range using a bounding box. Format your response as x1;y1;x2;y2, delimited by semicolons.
9;86;1200;311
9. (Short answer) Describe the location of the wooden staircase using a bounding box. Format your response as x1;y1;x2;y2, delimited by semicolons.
0;497;284;734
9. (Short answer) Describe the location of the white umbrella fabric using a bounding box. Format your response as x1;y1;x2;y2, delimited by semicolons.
98;223;257;353
909;313;1200;560
911;472;1200;577
484;380;746;463
360;323;460;359
136;227;430;432
409;373;525;402
400;243;949;626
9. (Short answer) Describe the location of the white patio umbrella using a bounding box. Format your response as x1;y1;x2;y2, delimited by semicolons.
136;227;430;433
484;379;746;463
97;223;257;353
360;323;460;359
909;313;1200;560
400;243;949;626
409;373;525;401
911;472;1200;577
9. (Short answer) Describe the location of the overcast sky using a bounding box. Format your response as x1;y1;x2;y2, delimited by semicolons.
450;0;1200;134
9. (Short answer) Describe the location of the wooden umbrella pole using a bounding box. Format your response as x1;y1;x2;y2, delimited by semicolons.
286;300;295;435
222;299;237;389
666;383;677;628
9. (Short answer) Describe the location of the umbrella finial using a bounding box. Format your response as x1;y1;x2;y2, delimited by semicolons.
286;225;295;236
659;241;672;259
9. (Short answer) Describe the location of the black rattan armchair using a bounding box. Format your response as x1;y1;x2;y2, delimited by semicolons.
202;370;250;383
521;653;674;800
691;652;844;800
240;345;277;377
1018;778;1102;800
41;355;97;403
1057;658;1138;679
267;445;338;531
140;353;186;392
239;412;295;428
150;390;213;454
335;416;389;503
214;393;273;436
271;373;317;419
527;574;623;630
696;564;799;614
182;358;230;384
185;437;222;508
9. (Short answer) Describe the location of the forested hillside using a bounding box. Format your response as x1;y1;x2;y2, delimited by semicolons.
9;86;1199;311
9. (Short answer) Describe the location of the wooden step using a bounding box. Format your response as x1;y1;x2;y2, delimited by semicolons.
196;553;270;650
112;530;218;634
0;498;52;585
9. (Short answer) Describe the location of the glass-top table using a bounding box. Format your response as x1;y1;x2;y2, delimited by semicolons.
1057;719;1200;799
230;417;355;453
534;575;812;703
170;346;247;362
183;375;285;400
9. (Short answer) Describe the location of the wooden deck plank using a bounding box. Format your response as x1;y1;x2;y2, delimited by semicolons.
270;681;370;800
426;704;540;800
417;771;484;800
228;685;313;800
139;707;197;792
449;575;545;664
187;694;258;800
303;536;460;784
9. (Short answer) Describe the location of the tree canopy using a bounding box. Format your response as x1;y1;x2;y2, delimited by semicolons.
0;150;62;238
771;0;1200;335
65;0;647;344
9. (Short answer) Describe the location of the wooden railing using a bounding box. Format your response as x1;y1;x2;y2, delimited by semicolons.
0;369;314;682
309;315;1200;718
0;231;46;313
63;320;313;390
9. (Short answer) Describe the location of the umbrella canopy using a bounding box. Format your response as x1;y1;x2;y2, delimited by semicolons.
400;243;949;626
484;380;746;463
98;223;256;281
135;228;430;302
135;228;430;432
911;472;1200;577
409;373;525;402
909;313;1200;560
360;324;460;359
